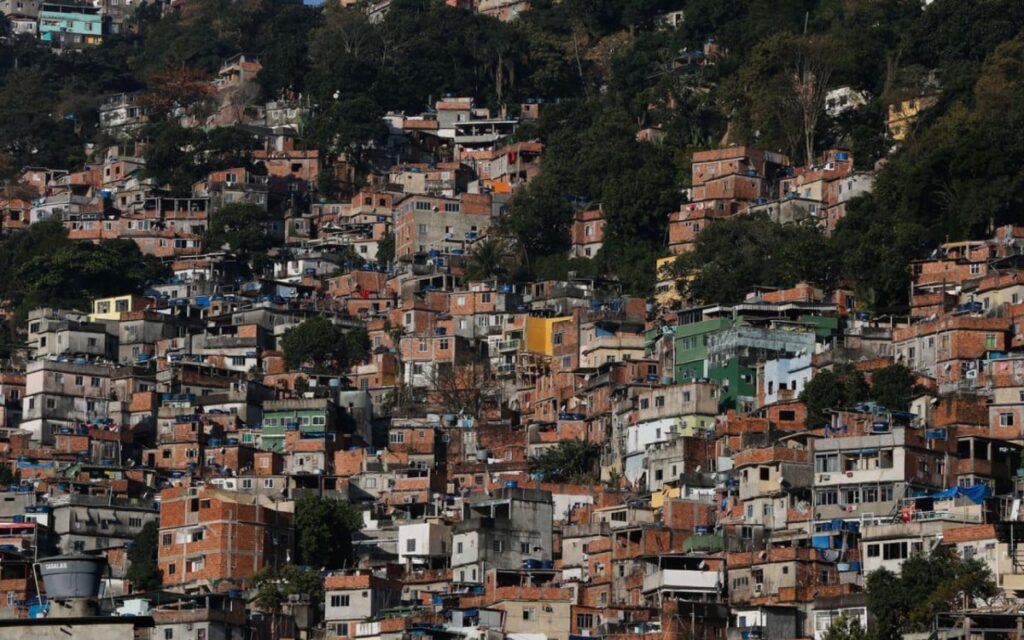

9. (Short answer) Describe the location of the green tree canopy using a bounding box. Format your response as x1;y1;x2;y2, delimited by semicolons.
675;214;833;305
869;364;919;412
9;231;167;320
529;440;601;484
799;364;870;429
294;494;363;569
866;546;997;640
202;202;272;268
465;237;512;282
281;316;370;374
125;521;162;592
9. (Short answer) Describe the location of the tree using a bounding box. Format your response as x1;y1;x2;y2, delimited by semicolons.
790;35;835;165
251;564;326;639
504;176;574;259
425;352;498;418
529;440;601;483
465;237;511;282
800;365;869;429
0;317;16;362
125;521;162;592
866;546;997;640
376;233;395;267
281;316;370;373
870;364;919;412
202;202;271;267
294;494;363;569
821;612;867;640
14;238;167;320
675;214;834;304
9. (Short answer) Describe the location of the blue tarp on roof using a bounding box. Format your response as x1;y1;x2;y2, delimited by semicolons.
916;484;991;504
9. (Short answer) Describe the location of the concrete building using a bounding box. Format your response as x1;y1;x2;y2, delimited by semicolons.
451;486;553;584
21;359;117;444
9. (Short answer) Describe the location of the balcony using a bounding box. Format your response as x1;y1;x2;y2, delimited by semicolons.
496;339;521;352
496;362;516;377
642;569;722;594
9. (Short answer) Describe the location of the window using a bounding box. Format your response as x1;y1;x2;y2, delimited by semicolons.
867;544;879;557
654;396;665;408
168;563;176;575
406;539;416;552
815;489;838;505
263;479;274;489
457;541;464;554
577;614;595;629
523;608;536;621
90;377;100;387
162;533;172;546
492;539;504;553
815;454;839;473
1000;413;1015;427
165;629;174;640
882;541;908;560
129;517;143;528
986;334;998;350
331;595;350;607
760;467;770;481
390;432;405;444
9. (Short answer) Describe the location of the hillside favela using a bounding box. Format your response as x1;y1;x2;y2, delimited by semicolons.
0;0;1023;639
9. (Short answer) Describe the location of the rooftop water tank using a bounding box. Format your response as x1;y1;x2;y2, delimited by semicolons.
38;555;107;599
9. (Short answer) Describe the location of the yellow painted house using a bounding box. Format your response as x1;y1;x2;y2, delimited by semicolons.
887;95;938;141
89;295;146;322
655;255;686;308
524;315;572;355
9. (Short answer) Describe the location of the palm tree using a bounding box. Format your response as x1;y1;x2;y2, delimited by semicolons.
465;237;510;282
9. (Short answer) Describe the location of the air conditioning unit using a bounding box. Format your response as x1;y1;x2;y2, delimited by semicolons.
753;583;764;594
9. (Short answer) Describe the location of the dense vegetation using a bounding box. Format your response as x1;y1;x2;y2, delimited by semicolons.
0;0;1022;306
0;219;167;321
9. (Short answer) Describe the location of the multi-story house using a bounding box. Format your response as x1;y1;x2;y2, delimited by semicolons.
451;486;553;585
21;359;117;444
157;485;293;592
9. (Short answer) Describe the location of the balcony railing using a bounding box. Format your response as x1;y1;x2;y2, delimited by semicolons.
496;339;520;352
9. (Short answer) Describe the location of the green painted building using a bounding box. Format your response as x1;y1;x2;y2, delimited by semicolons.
673;318;734;383
708;356;757;411
261;398;341;453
